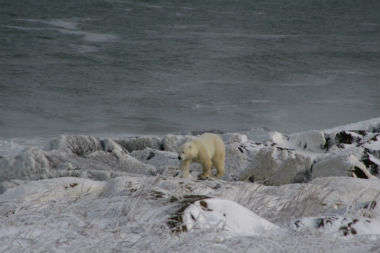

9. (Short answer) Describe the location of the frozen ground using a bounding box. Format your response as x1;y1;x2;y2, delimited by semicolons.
1;118;380;252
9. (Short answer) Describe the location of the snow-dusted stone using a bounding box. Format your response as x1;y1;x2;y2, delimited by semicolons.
363;134;380;158
288;131;326;153
182;198;281;237
99;139;158;176
221;133;248;145
312;154;365;178
268;130;326;153
312;129;380;179
0;136;157;187
48;135;103;156
161;134;193;152
363;152;380;175
240;146;313;185
0;148;56;183
115;136;162;152
130;148;179;174
84;148;157;177
263;124;380;182
222;143;250;181
293;215;380;236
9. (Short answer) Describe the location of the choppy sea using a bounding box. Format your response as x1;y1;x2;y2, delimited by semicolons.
0;0;379;154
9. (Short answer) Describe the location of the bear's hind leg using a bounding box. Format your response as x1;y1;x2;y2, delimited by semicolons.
212;156;225;178
198;158;212;180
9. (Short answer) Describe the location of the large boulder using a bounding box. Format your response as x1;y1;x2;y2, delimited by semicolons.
239;146;313;185
0;135;157;193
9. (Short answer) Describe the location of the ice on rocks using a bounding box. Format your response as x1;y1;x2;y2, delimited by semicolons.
48;135;103;155
1;118;380;192
130;148;179;175
0;135;157;193
312;154;370;179
288;131;327;153
115;136;162;152
221;133;248;144
0;147;56;182
240;146;313;185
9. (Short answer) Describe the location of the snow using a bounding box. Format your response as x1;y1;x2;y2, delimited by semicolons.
183;198;281;238
0;177;105;203
294;215;380;236
0;175;380;252
1;117;380;252
1;175;380;252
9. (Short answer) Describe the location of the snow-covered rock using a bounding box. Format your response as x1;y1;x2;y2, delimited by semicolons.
0;135;157;192
293;215;380;236
240;146;313;185
183;198;281;237
1;118;380;192
48;135;103;156
1;174;380;253
268;130;326;153
115;136;162;152
130;148;179;175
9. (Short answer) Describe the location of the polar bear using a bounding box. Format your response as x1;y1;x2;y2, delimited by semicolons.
178;133;225;179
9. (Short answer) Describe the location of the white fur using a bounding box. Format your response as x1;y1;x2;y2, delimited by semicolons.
178;133;225;179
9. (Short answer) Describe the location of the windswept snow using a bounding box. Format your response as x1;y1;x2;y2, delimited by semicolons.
1;175;380;252
1;118;380;252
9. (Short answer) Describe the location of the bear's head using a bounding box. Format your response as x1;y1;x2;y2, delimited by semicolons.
178;142;197;161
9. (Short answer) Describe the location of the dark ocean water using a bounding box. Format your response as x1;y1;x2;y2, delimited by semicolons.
1;0;379;140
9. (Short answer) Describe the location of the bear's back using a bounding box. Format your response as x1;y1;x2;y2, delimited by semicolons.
197;133;224;158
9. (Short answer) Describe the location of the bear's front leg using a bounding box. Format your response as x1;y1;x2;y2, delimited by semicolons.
180;160;191;178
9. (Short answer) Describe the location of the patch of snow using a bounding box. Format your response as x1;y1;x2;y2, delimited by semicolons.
0;177;105;203
183;198;281;238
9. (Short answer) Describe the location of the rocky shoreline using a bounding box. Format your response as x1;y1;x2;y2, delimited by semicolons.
1;118;379;191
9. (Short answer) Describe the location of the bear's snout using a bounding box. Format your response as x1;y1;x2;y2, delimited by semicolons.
178;156;181;160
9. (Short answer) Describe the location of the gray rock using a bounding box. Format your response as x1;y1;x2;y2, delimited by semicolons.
161;134;193;152
221;133;248;145
0;135;157;185
312;153;373;179
115;136;162;152
48;135;103;156
130;148;179;174
222;143;250;181
240;146;313;185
